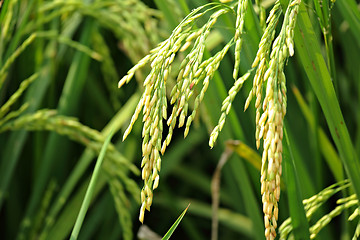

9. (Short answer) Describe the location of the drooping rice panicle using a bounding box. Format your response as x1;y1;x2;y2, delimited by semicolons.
279;180;357;240
118;3;235;223
233;0;248;80
256;1;300;238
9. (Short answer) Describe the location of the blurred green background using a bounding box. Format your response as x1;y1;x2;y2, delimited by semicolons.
0;0;359;239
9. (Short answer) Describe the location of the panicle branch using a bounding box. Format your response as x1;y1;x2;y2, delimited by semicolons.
279;180;360;240
245;1;300;238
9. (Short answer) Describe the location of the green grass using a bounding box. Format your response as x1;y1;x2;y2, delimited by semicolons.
0;0;359;239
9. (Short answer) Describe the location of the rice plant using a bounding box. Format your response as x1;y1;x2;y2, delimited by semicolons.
1;0;360;239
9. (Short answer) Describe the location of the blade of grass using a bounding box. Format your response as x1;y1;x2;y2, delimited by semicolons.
227;155;264;240
46;174;107;240
307;90;323;189
70;128;115;240
295;2;360;199
162;204;190;240
0;0;9;23
283;124;310;240
313;0;337;90
292;85;343;182
190;200;252;237
75;192;115;240
156;197;253;237
38;92;140;239
285;100;331;239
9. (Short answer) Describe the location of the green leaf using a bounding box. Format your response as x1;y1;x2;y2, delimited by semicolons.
283;125;310;240
162;204;190;240
295;2;360;200
292;86;343;182
0;0;10;23
70;128;115;240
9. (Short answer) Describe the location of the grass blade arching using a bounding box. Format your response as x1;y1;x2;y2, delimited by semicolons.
162;204;190;240
70;128;115;240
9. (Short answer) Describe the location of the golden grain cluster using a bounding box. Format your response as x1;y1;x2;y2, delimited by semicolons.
119;1;301;238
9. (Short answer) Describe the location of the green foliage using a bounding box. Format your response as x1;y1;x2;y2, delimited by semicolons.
70;128;116;240
0;0;359;239
162;204;190;240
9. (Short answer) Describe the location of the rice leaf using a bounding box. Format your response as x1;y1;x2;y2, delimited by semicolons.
295;2;360;199
70;128;115;240
162;204;190;240
283;125;310;240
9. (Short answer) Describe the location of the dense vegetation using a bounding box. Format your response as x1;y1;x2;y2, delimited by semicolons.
0;0;359;239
